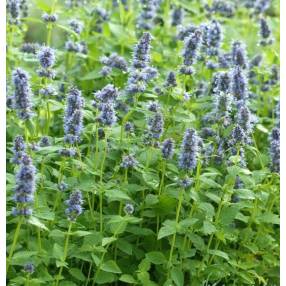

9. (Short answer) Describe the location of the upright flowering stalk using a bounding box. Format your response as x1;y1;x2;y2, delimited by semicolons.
201;20;223;56
212;71;232;95
180;29;201;75
259;18;273;46
120;154;138;169
12;68;33;120
231;41;248;69
7;0;21;25
179;128;199;171
231;66;248;104
65;190;84;221
269;127;280;173
164;71;177;88
236;105;254;143
171;7;184;27
12;154;36;216
11;135;26;164
214;91;233;126
100;53;128;76
126;32;157;99
229;125;247;167
37;46;56;78
55;190;83;286
161;139;175;160
94;85;119;127
147;110;164;140
64;87;85;144
137;0;160;30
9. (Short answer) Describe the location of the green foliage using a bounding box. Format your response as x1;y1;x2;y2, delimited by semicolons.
6;0;280;285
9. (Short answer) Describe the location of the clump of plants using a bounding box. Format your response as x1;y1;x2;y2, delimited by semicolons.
6;0;280;285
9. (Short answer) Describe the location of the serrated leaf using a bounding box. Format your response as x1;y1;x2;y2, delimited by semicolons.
208;249;230;261
119;274;137;284
101;260;122;273
201;221;216;235
69;268;85;281
53;243;64;261
105;189;131;202
71;231;92;237
158;220;176;239
102;237;117;247
146;251;166;264
28;216;48;231
171;267;184;286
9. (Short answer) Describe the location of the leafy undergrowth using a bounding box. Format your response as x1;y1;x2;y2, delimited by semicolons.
6;0;280;285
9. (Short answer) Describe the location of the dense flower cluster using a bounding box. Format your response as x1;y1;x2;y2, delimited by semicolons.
11;135;26;164
120;154;138;169
161;138;175;160
12;155;36;216
269;127;280;173
12;68;33;120
100;53;128;76
126;32;157;97
64;87;85;144
180;29;201;75
179;128;199;171
65;190;83;221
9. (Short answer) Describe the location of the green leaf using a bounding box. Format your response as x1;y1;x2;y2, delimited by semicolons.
258;213;280;224
219;205;240;225
201;221;216;235
69;268;85;281
171;267;184;286
102;237;117;247
94;271;116;284
53;243;64;261
208;249;230;261
158;220;176;240
146;251;166;265
11;251;37;265
71;231;92;237
105;189;131;202
80;69;102;80
138;258;151;271
28;216;48;231
101;260;122;273
119;274;137;284
142;171;160;189
188;233;205;251
117;239;133;255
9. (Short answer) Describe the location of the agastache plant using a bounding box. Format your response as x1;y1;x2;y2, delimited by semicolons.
65;190;84;221
171;6;184;26
201;19;223;56
126;32;157;98
231;41;249;69
180;29;201;75
269;127;280;173
11;135;26;164
12;154;36;216
179;128;199;171
259;18;273;45
12;68;33;120
161;138;175;159
64;87;85;144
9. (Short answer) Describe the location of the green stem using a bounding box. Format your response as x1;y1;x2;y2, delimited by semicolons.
156;160;166;237
93;221;125;285
99;129;108;233
168;188;184;269
45;101;51;135
55;222;73;286
6;216;24;274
